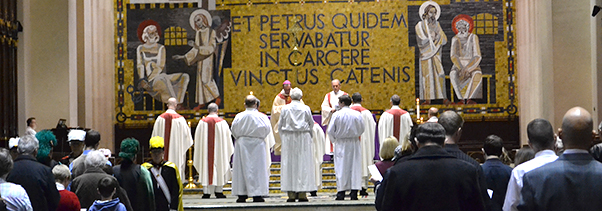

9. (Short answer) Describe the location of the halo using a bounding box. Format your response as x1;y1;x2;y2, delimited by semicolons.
452;14;474;34
419;1;441;21
189;9;212;30
137;19;161;43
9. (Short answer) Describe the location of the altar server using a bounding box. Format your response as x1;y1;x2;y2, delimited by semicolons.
327;95;365;200
231;95;274;203
349;93;376;196
278;88;316;202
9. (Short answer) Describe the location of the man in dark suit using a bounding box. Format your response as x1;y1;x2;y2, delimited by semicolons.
378;123;486;211
481;135;512;211
439;111;491;209
6;135;60;211
518;107;602;211
71;150;133;211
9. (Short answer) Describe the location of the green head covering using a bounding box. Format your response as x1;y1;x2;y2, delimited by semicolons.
35;130;57;163
119;138;139;161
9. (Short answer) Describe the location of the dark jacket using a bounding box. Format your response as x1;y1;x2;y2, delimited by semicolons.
481;158;512;211
142;161;182;211
71;167;133;211
378;145;486;211
445;144;491;210
88;198;127;211
113;160;155;211
6;155;60;211
518;153;602;211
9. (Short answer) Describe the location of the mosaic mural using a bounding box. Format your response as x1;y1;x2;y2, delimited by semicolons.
114;0;517;126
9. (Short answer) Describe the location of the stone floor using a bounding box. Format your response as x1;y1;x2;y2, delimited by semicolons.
183;193;376;210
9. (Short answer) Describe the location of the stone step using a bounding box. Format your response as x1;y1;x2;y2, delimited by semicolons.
185;161;376;196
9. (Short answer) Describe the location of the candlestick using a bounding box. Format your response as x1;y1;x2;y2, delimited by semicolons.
184;146;198;189
416;98;420;121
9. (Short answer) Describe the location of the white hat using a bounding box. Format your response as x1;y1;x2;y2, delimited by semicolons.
68;130;86;142
8;137;19;149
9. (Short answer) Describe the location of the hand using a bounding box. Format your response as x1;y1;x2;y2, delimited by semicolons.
188;40;196;47
331;108;336;113
369;177;379;183
138;80;150;90
460;69;471;81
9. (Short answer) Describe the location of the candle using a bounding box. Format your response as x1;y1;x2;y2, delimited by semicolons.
416;98;420;121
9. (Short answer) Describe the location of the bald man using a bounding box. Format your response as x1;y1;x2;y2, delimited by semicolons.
321;80;347;155
518;107;602;211
427;107;439;122
231;95;275;203
151;97;194;180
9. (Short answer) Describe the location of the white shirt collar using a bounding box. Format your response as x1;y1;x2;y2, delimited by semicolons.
56;182;65;191
166;109;176;114
534;149;557;157
207;114;219;117
563;149;589;154
391;105;400;109
245;108;258;112
351;103;362;107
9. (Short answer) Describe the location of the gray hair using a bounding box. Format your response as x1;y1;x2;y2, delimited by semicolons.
52;164;71;183
456;19;469;29
207;103;219;113
85;150;108;169
18;135;39;155
0;148;13;178
290;88;303;100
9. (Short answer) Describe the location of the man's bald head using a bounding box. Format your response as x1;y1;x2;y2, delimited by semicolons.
428;107;438;118
207;103;219;114
167;98;178;110
244;95;259;108
331;79;341;93
561;107;594;150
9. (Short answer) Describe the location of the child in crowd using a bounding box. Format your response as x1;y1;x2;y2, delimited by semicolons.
88;177;127;211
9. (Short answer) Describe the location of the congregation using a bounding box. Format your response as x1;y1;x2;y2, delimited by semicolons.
2;80;602;211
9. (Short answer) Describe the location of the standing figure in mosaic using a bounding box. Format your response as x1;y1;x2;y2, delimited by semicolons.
450;14;483;103
136;20;190;104
416;1;447;102
173;9;220;110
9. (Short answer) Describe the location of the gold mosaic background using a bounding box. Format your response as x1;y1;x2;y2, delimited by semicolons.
115;0;517;125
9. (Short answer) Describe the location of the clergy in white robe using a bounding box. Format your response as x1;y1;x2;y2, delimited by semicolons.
193;103;234;198
378;95;413;146
349;93;376;196
151;98;194;180
270;80;292;156
230;95;272;203
327;95;365;200
278;88;316;202
321;79;347;155
311;122;325;195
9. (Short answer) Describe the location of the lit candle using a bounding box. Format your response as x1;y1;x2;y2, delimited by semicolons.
416;98;420;121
